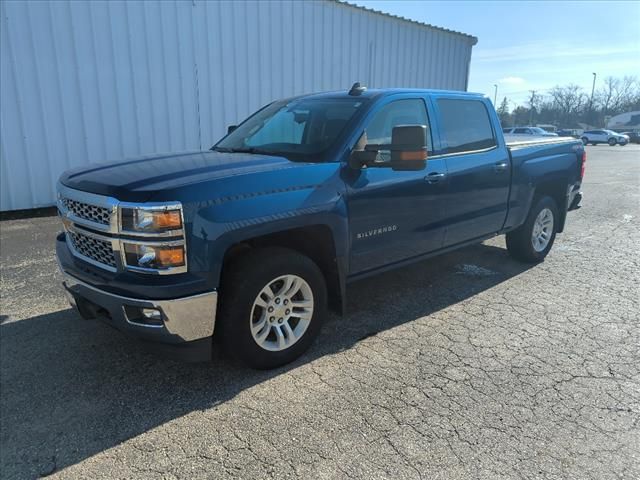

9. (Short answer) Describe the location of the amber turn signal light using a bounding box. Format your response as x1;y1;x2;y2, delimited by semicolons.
154;210;182;229
398;150;428;161
156;247;185;267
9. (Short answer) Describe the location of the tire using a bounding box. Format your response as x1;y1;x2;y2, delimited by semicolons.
506;196;559;263
608;138;617;146
581;137;588;145
217;247;327;369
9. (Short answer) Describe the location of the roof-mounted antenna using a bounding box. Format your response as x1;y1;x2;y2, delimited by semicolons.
349;82;367;96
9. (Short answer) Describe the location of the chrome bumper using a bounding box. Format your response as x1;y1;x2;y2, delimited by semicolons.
61;270;217;343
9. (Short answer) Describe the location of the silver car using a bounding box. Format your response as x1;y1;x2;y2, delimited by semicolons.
581;130;629;146
504;127;559;137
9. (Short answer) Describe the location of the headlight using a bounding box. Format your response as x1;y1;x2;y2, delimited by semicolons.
119;203;187;274
121;206;182;233
123;243;186;270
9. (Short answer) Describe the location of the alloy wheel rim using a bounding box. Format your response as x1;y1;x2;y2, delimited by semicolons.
249;274;314;352
531;208;554;252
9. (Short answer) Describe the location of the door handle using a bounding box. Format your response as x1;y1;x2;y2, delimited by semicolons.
425;172;446;183
493;162;508;172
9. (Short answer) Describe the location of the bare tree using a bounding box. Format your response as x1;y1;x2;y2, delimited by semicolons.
549;84;587;126
596;76;639;116
596;77;619;116
506;76;639;128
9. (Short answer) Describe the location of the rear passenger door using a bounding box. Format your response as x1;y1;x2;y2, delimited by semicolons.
434;97;511;246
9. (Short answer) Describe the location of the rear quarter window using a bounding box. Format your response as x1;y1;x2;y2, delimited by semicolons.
437;99;497;154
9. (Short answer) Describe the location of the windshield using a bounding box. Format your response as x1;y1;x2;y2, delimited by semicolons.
214;97;369;160
531;127;547;134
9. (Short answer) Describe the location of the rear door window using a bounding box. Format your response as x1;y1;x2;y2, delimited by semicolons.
437;99;497;154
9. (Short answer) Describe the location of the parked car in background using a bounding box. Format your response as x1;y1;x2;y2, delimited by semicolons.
536;124;557;134
557;129;581;139
619;131;640;144
504;127;559;137
581;130;629;146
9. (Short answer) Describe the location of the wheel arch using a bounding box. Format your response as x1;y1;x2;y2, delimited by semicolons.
532;178;569;233
219;224;346;315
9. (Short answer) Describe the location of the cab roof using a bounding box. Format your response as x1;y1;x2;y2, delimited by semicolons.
290;87;487;102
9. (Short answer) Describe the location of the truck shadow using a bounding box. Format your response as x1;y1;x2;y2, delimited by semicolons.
1;242;533;478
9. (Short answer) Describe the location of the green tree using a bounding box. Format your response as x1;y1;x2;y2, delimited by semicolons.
512;106;530;126
497;97;511;127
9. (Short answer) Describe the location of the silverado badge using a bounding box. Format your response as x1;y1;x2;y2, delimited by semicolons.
356;225;398;239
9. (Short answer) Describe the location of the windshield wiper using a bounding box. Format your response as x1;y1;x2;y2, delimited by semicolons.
211;146;278;156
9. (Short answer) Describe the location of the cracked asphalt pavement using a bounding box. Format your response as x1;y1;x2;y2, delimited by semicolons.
1;145;639;479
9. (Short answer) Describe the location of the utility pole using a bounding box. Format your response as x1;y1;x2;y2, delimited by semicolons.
589;72;597;127
528;90;537;125
493;84;498;106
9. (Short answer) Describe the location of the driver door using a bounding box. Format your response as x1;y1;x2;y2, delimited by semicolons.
345;96;449;275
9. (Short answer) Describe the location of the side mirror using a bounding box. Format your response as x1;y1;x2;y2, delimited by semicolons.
349;125;428;171
227;125;238;134
348;149;377;170
390;125;428;171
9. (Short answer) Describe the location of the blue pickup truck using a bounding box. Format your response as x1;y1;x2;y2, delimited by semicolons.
56;85;585;368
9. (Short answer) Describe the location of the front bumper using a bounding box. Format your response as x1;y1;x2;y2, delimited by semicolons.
60;267;218;361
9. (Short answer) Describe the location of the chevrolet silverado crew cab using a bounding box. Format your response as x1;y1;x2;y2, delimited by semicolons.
56;84;585;368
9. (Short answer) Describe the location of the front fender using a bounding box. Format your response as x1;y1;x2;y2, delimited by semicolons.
187;179;349;290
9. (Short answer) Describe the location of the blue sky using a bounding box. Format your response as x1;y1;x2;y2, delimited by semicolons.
352;1;640;107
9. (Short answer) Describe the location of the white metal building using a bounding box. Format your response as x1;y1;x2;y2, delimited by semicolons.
0;0;477;211
606;111;640;131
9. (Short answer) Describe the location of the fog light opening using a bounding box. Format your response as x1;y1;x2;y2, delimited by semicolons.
142;308;163;322
124;305;164;327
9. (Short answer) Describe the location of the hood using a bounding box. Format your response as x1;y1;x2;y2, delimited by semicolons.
60;151;309;202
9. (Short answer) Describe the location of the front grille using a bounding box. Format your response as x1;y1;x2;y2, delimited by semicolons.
68;231;117;269
61;197;111;225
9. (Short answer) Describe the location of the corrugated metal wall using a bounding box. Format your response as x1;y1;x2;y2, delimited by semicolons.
0;0;476;211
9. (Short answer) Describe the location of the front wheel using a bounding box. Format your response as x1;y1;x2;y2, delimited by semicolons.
506;196;559;263
217;247;327;369
608;138;617;146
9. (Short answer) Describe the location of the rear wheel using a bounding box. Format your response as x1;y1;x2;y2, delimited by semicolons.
217;247;327;369
506;196;559;263
608;137;617;146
